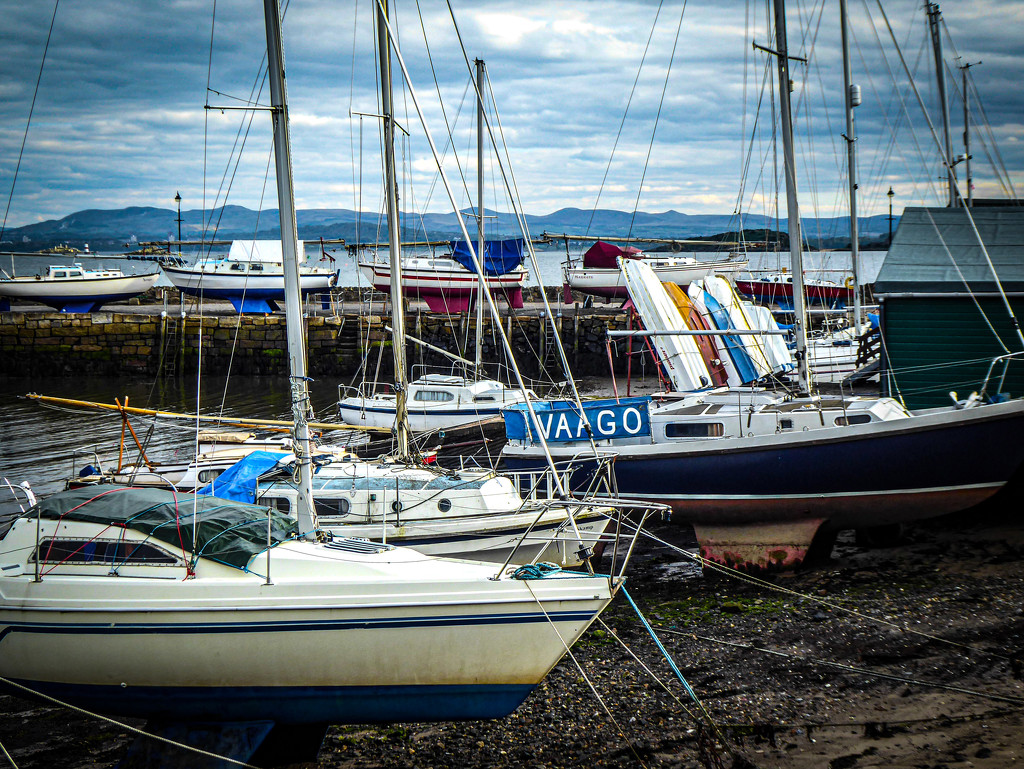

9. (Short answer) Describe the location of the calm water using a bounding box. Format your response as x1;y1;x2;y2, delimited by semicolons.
0;375;345;519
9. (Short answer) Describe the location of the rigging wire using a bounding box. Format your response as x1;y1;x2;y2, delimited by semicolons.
873;0;1024;351
626;0;689;243
0;0;61;278
585;0;666;239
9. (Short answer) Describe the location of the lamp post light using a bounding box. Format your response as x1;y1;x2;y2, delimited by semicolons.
887;187;894;247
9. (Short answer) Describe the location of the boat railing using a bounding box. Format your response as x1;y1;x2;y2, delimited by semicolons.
503;451;620;503
978;351;1024;401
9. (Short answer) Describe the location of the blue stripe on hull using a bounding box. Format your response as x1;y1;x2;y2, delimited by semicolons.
3;679;536;724
0;609;597;640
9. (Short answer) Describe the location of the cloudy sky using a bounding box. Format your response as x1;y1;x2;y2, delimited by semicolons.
0;0;1021;232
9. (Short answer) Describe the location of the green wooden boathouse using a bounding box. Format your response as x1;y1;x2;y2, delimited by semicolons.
874;206;1024;410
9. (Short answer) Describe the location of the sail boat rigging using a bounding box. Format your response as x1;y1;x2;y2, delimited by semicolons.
0;3;643;759
339;55;533;435
501;0;1024;571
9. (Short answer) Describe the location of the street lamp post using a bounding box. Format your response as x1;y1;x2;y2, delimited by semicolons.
174;192;182;258
887;187;894;247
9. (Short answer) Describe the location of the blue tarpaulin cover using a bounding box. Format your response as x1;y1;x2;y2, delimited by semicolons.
450;238;525;276
196;450;289;503
502;397;651;443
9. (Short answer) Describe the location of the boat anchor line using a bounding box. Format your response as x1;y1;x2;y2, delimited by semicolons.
0;674;258;769
626;520;1017;665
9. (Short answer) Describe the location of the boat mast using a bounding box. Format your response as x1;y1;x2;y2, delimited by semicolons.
772;0;811;395
838;0;862;327
262;0;318;535
961;61;976;207
926;2;958;208
475;58;485;374
376;0;411;460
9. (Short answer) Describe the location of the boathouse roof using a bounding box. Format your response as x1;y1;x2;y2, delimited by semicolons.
874;206;1024;296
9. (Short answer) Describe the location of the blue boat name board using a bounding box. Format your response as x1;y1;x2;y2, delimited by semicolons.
503;397;651;443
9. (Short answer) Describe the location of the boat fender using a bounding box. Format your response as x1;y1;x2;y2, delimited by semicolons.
79;464;98;477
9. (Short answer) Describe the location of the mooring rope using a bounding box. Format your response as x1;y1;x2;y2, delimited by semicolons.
0;675;258;768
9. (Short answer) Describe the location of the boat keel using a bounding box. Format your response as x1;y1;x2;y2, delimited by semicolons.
692;518;828;571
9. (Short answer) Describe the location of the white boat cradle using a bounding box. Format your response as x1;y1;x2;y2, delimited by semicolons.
0;486;632;731
0;264;160;313
338;373;533;432
162;239;336;313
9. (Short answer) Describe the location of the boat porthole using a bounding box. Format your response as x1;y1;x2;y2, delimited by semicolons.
391;501;403;513
438;498;452;513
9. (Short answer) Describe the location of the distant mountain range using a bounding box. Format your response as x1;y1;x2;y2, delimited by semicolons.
1;205;898;251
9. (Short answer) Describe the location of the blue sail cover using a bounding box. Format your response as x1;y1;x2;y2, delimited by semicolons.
503;397;651;444
450;238;525;276
196;450;289;503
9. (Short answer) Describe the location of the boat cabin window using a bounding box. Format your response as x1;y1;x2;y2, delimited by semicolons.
779;418;793;430
230;263;246;271
474;396;495;402
414;390;455;402
33;538;179;565
265;497;290;514
314;497;351;517
664;423;725;439
250;264;264;272
197;469;223;483
437;498;452;513
835;414;872;426
54;270;67;278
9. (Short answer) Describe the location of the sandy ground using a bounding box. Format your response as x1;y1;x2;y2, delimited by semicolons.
1;498;1022;768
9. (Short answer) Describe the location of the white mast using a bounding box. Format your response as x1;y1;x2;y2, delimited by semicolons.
474;58;485;373
838;0;862;327
772;0;811;395
376;0;411;460
262;0;318;537
927;2;958;208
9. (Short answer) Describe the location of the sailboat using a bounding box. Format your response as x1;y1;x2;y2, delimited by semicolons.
0;3;637;760
163;239;336;314
339;59;532;433
501;0;1024;571
0;263;160;313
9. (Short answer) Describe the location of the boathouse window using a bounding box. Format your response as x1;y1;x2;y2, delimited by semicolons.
835;414;872;426
314;497;351;517
414;390;454;402
664;423;724;438
33;539;179;565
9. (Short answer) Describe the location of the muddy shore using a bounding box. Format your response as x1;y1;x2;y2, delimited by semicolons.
2;497;1022;769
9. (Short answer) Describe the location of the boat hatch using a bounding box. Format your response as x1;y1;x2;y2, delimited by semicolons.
324;538;395;554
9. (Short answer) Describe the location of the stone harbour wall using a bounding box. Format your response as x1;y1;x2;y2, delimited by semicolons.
0;309;634;379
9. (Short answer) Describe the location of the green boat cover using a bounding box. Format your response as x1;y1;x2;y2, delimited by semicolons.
26;486;298;570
